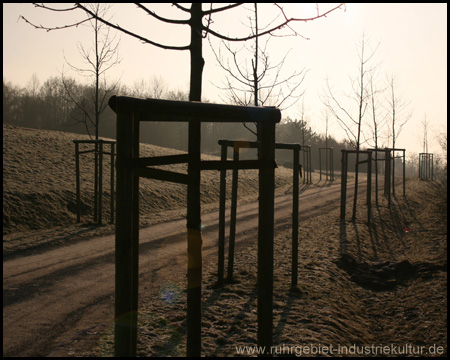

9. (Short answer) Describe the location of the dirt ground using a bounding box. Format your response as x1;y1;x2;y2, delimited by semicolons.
94;179;446;358
3;125;447;357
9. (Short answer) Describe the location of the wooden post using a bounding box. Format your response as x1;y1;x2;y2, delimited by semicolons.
418;153;422;179
115;112;140;357
302;144;306;184
291;147;299;288
307;146;312;184
131;118;140;355
186;119;202;357
392;149;396;196
319;148;322;181
367;151;372;225
75;142;81;223
431;154;434;180
384;151;388;195
331;148;334;181
111;142;115;223
340;151;348;221
386;150;391;208
94;141;98;223
257;121;275;355
402;150;406;197
227;145;239;282
98;141;103;225
217;142;227;287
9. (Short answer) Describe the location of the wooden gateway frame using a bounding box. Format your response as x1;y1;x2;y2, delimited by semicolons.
390;148;406;196
340;150;373;224
301;145;312;184
368;148;406;201
73;139;116;225
419;152;434;180
216;140;301;288
340;148;407;224
109;96;280;357
318;147;334;182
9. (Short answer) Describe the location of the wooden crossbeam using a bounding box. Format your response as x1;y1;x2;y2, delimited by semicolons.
200;160;261;171
133;154;190;167
109;95;280;124
135;167;189;185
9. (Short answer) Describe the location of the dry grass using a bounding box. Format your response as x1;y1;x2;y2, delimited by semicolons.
3;124;294;254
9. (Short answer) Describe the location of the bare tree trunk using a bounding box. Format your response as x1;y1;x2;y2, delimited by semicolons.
253;3;261;142
186;4;203;357
94;14;100;222
189;4;204;102
352;51;365;221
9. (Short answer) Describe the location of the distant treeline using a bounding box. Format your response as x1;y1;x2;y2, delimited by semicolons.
3;76;420;176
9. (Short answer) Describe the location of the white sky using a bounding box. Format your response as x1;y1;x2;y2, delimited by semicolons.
3;3;447;156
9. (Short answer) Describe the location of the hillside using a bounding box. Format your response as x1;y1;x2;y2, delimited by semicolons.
3;124;294;253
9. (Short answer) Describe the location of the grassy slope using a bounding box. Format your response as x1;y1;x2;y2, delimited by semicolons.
3;124;292;242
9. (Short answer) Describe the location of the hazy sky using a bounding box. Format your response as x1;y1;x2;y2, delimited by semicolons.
3;3;447;155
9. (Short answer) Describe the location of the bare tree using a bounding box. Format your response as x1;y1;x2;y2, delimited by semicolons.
437;132;447;164
3;78;21;124
322;108;332;181
385;73;411;195
56;4;121;224
209;4;307;108
420;115;432;154
130;75;168;99
437;131;447;184
367;69;387;204
60;3;121;139
209;3;308;139
323;33;380;220
27;73;41;98
385;73;412;152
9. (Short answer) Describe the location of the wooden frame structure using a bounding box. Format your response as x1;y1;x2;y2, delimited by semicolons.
391;148;406;196
318;147;334;182
419;153;434;180
73;139;115;225
340;150;373;224
301;145;312;184
216;140;301;289
109;96;280;357
368;148;406;200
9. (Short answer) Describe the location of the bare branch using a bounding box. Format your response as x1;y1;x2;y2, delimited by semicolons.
324;77;358;127
171;3;190;13
135;3;189;24
22;3;191;50
32;3;78;12
75;3;190;51
206;3;345;42
385;73;412;148
203;3;244;16
20;12;93;32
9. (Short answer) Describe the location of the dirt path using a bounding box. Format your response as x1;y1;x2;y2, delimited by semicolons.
3;179;368;357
